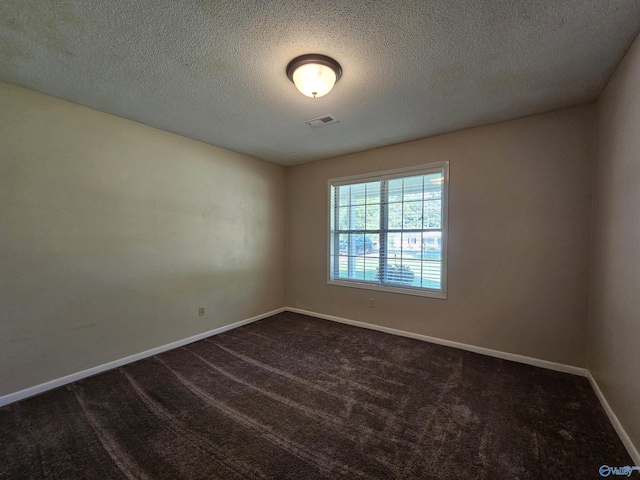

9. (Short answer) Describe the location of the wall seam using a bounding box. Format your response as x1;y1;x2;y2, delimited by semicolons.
284;165;292;306
585;101;599;372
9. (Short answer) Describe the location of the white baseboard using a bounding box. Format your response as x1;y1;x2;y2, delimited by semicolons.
285;307;588;377
587;372;640;466
286;307;640;463
0;307;286;408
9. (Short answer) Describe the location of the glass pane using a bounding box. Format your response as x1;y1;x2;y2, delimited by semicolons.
400;233;418;260
388;178;403;203
422;232;442;259
388;203;402;229
423;173;443;199
385;262;416;285
367;233;380;257
338;233;349;256
403;175;423;201
423;200;442;228
338;185;350;206
420;259;442;289
364;257;379;281
366;204;380;230
338;206;349;230
365;182;380;204
335;254;348;279
401;233;421;258
350;183;366;206
354;205;366;230
349;233;366;256
352;257;365;280
402;201;423;229
400;259;421;287
386;232;402;262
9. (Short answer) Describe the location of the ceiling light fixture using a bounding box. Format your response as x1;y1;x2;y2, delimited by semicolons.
286;54;342;98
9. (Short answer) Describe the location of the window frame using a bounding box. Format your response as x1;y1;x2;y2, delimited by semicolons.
327;161;449;299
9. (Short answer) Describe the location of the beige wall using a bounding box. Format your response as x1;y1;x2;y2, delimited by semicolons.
591;33;640;452
287;106;594;367
0;82;286;396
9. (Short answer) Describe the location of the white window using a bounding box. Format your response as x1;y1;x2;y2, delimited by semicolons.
328;162;448;299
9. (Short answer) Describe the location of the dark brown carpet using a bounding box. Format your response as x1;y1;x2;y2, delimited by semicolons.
0;312;631;479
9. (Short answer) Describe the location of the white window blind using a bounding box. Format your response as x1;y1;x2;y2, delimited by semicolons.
328;162;448;298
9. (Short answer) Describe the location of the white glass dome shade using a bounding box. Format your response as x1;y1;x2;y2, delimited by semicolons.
287;54;342;98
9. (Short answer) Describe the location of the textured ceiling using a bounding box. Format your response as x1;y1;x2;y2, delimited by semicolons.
1;1;639;166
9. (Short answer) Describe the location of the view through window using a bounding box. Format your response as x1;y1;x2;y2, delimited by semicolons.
329;162;448;298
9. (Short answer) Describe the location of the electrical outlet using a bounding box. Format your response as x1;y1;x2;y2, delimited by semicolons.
369;298;375;308
198;307;205;316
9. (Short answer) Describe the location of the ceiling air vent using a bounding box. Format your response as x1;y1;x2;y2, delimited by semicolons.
305;114;339;128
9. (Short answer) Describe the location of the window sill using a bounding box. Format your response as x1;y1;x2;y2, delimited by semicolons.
327;279;447;299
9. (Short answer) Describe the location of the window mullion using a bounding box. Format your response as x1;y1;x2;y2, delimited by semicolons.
420;175;425;288
333;186;340;279
400;179;405;272
380;180;388;285
348;186;356;278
